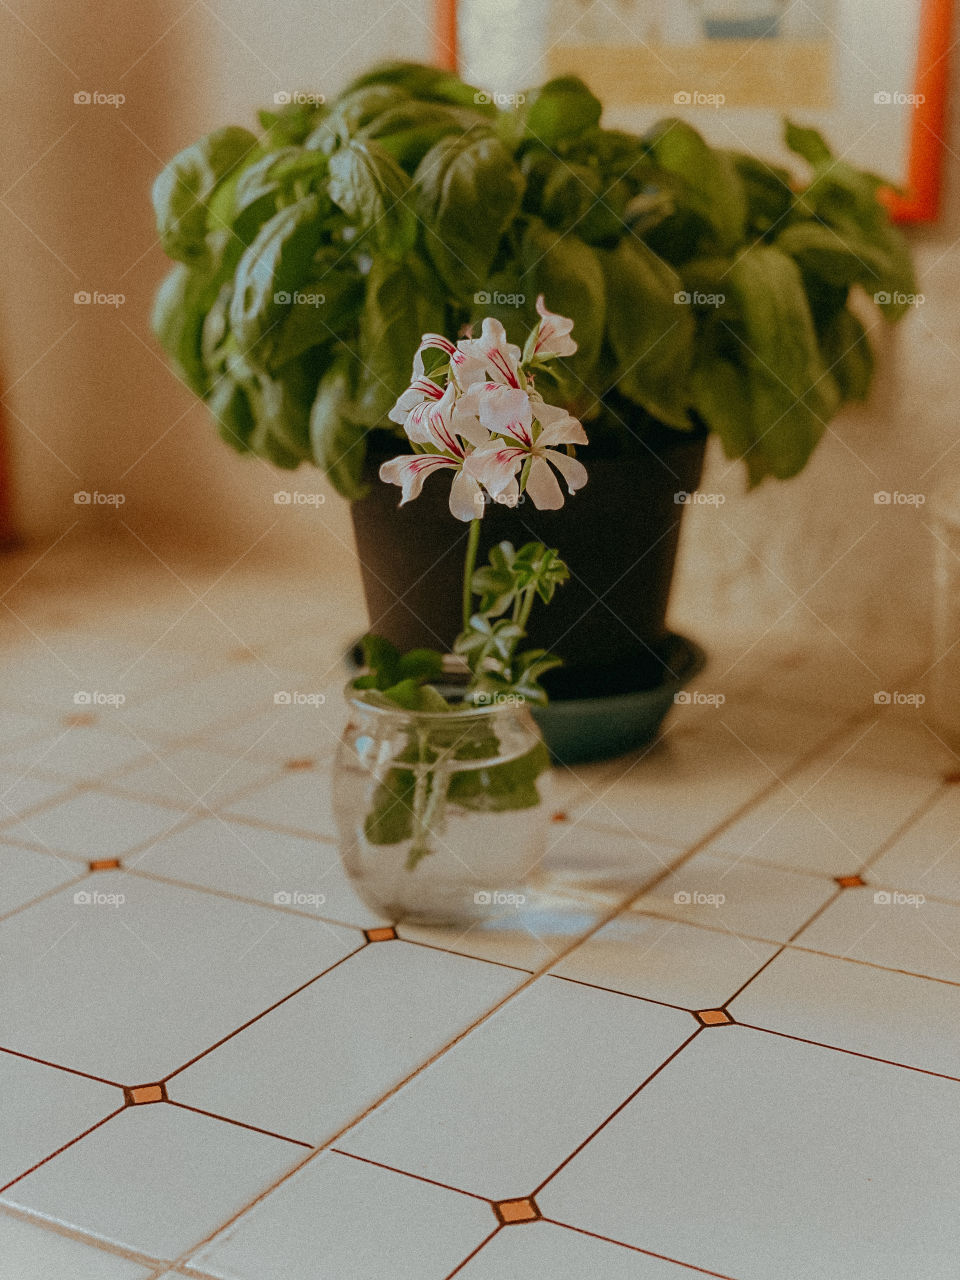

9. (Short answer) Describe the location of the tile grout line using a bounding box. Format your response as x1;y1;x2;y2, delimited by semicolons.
0;1199;168;1273
100;700;886;1269
539;1216;743;1280
0;1106;126;1195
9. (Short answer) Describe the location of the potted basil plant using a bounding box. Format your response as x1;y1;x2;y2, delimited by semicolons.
151;60;915;758
334;303;585;924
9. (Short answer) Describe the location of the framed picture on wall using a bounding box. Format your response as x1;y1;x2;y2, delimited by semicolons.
452;0;951;222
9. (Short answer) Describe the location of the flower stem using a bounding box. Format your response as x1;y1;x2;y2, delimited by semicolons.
516;583;536;633
462;517;481;633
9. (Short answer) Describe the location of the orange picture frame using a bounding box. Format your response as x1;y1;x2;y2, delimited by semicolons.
885;0;952;223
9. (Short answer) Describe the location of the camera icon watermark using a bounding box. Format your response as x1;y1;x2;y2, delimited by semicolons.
74;491;126;506
474;890;526;906
674;290;724;308
873;490;925;506
74;889;124;907
673;89;725;108
873;290;924;307
273;889;326;907
674;690;725;707
873;90;925;107
274;691;326;707
674;490;725;505
673;890;725;907
474;90;525;107
74;290;125;307
273;90;325;106
273;490;325;506
273;290;324;307
874;690;925;707
874;889;925;907
74;90;125;108
473;289;525;307
74;690;125;707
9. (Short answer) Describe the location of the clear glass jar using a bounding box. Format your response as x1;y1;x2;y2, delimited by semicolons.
333;687;554;925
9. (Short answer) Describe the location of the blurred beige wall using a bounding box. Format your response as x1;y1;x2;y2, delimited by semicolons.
0;0;431;562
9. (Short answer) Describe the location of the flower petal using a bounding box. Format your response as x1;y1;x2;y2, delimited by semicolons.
449;467;485;522
544;447;588;494
406;383;464;456
524;454;565;509
457;317;522;388
477;386;533;445
379;453;456;506
388;376;445;426
535;414;588;448
465;444;526;497
533;294;578;358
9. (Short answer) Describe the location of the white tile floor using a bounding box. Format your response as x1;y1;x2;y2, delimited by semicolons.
0;548;958;1278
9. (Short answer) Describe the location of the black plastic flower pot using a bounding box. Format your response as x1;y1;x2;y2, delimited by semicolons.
350;405;708;713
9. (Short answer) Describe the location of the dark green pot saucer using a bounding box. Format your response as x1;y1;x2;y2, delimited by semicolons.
532;634;707;765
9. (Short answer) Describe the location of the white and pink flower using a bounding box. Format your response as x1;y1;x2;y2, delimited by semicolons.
456;318;523;389
529;294;578;360
380;303;586;519
379;384;489;521
467;390;588;511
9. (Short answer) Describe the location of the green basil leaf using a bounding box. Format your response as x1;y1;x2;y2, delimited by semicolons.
414;131;524;293
820;307;875;403
152;126;257;263
246;363;314;463
151;265;214;396
309;359;370;499
775;221;893;293
363;765;415;844
520;221;606;379
720;245;838;480
327;139;417;257
359;102;471;170
228;195;327;354
600;237;694;428
356;257;446;424
795;160;916;316
730;153;794;236
784;119;832;167
689;356;766;487
523;76;602;147
447;741;549;811
325;85;411;144
644;119;746;252
206;375;256;455
269;261;364;369
258;102;327;147
342;61;494;113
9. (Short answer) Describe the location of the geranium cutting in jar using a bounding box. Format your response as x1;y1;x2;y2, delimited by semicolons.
334;299;587;918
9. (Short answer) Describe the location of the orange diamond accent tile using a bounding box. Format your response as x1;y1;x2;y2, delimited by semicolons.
835;874;866;889
364;926;398;943
230;647;261;662
64;712;96;728
284;758;315;771
551;811;568;823
696;1008;733;1026
943;771;960;784
495;1197;540;1224
124;1083;166;1105
89;858;121;872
